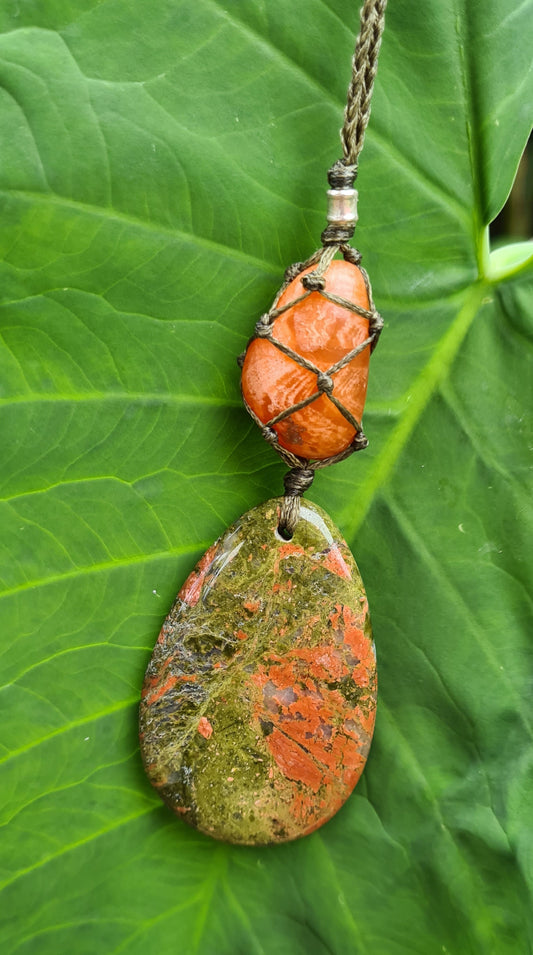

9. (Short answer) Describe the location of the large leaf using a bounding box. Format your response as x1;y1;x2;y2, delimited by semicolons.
1;0;532;951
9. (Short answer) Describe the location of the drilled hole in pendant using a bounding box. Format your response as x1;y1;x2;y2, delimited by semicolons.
276;524;293;542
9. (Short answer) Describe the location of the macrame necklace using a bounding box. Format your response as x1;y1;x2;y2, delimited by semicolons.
140;0;387;845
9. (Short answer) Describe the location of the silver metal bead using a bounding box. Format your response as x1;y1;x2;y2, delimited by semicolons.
326;188;358;226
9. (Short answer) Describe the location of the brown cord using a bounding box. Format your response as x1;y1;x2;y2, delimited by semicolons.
341;0;388;170
239;1;387;536
278;469;315;539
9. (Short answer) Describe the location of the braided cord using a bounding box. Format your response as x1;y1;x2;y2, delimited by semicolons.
341;0;388;168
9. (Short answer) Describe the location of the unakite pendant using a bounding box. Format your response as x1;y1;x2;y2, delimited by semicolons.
139;498;376;845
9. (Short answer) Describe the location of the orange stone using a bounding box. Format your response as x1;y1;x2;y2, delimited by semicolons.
139;498;376;845
241;260;371;459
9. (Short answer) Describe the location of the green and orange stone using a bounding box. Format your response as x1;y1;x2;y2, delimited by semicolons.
139;499;376;845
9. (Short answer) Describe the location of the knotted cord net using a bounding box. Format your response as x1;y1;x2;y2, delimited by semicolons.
239;0;388;535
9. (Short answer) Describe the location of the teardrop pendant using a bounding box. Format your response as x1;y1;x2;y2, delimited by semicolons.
139;498;376;845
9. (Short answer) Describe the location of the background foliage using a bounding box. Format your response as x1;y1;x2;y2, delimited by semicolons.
0;1;532;952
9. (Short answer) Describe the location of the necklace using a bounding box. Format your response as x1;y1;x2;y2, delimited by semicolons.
140;0;387;845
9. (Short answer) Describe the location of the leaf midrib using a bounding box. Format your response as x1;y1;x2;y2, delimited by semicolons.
0;696;139;768
0;802;157;893
0;189;282;274
0;541;210;603
0;391;241;407
340;281;488;539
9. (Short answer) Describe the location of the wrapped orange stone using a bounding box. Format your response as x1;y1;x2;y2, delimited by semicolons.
241;259;372;460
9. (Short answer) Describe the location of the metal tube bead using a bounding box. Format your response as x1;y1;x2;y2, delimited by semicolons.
326;188;358;225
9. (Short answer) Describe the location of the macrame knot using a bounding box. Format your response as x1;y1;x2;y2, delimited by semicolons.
327;159;358;189
262;426;278;445
316;372;334;394
278;467;316;539
283;467;315;498
369;310;384;351
284;262;304;283
351;431;369;451
302;272;326;292
254;317;272;338
342;246;363;266
321;223;356;245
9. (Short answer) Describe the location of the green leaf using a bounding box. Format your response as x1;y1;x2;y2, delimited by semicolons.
0;1;532;952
